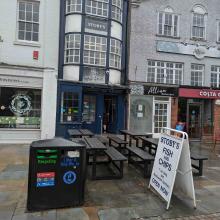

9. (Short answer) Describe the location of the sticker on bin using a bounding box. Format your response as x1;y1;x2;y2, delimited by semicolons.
67;151;80;158
63;171;76;184
36;172;55;187
61;157;80;167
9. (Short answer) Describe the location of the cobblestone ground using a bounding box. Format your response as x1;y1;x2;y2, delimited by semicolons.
136;213;220;219
1;142;220;220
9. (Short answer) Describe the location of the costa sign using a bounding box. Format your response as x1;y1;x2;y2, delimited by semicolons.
179;88;220;99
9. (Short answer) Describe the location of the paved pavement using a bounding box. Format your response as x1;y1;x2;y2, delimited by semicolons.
0;141;220;220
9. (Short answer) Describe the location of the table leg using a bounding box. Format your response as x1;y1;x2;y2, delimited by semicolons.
92;150;97;180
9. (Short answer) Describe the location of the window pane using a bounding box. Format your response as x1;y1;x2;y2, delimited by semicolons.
0;87;41;129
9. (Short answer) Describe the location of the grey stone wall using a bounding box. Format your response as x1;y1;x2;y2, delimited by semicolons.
129;0;220;86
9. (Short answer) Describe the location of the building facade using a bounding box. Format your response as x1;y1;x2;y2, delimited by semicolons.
129;0;220;140
56;0;130;137
0;0;59;143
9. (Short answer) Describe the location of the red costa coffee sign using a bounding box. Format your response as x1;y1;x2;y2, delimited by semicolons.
179;88;220;99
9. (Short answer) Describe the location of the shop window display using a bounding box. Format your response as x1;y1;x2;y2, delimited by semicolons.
0;87;41;129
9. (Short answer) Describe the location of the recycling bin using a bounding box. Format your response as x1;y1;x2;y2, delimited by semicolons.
27;137;86;211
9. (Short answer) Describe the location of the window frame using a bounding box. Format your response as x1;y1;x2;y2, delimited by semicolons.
217;20;220;43
112;0;123;23
17;0;40;42
190;63;204;86
66;0;82;13
85;0;109;18
64;34;81;64
191;6;207;40
211;65;220;88
157;11;180;38
147;60;183;85
110;38;122;69
60;91;80;123
83;35;107;66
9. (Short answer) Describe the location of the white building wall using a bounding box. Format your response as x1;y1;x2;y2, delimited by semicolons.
0;0;60;143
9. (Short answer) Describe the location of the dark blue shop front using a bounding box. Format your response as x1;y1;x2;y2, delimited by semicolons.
56;82;128;138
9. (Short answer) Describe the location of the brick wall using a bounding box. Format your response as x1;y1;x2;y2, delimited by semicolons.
171;97;178;129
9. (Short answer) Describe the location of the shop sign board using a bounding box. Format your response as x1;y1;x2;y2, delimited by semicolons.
144;85;178;97
85;17;108;34
149;128;196;210
179;88;220;99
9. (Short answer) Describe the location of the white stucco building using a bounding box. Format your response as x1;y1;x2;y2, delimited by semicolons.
0;0;60;143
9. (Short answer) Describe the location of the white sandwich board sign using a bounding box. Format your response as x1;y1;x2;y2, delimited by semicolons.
149;127;196;210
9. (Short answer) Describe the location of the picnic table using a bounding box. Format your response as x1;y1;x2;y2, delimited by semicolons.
120;130;152;146
84;137;127;180
140;137;159;155
68;129;94;138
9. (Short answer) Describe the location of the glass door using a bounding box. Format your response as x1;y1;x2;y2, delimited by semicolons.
103;96;117;133
153;99;170;136
187;104;202;139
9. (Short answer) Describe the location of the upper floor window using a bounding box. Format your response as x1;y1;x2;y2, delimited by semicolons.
66;0;82;13
191;5;207;40
211;66;220;88
158;7;179;37
191;64;204;86
64;34;81;64
147;60;183;85
17;1;40;42
217;21;220;42
85;0;109;17
112;0;123;22
110;39;122;69
83;35;107;66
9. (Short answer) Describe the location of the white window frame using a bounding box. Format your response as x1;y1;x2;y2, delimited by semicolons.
190;63;204;86
211;65;220;88
191;5;207;40
147;60;183;85
112;0;123;22
110;39;122;69
64;34;81;64
85;0;109;18
83;35;107;66
17;0;40;42
66;0;82;13
217;20;220;42
157;12;180;37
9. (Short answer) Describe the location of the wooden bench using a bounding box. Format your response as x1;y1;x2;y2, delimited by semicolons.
95;135;109;146
100;147;127;180
108;135;128;150
191;153;208;176
126;146;154;178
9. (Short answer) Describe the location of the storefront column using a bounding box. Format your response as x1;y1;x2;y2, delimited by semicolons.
171;97;178;129
41;69;58;139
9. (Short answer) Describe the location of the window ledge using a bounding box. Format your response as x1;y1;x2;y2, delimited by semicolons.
156;34;181;39
14;40;41;48
190;38;207;42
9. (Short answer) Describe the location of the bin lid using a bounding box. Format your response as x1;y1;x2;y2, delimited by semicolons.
31;137;85;148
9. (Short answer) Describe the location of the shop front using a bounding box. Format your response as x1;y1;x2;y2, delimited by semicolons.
129;83;179;137
178;87;220;140
56;82;128;138
0;67;57;143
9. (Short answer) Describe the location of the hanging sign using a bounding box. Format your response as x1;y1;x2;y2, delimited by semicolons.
149;128;196;209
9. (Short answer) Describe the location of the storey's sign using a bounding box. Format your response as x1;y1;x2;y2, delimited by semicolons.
85;17;108;34
144;86;179;97
179;88;220;99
